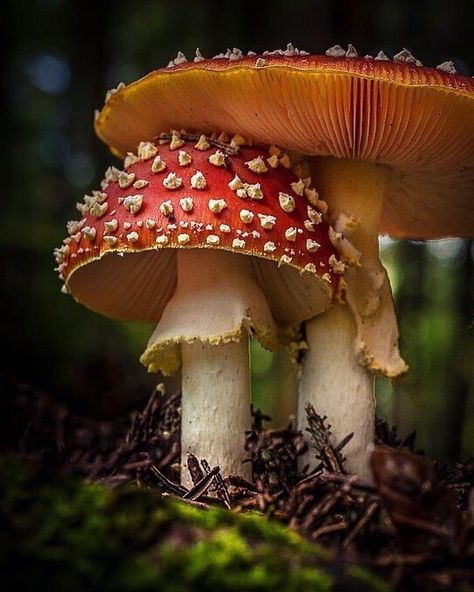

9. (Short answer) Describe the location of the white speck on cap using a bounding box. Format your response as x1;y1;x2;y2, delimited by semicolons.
307;206;322;224
104;82;125;104
194;48;205;63
232;238;246;249
306;239;321;252
209;151;227;167
105;166;121;183
126;231;139;243
190;170;207;189
177;233;190;245
92;190;108;203
245;156;268;174
160;200;174;216
89;202;108;219
258;214;277;229
178;150;192;166
163;172;183;190
266;154;279;168
245;183;263;200
304;263;317;274
278;254;293;267
436;60;457;74
124;152;139;169
151;155;167;173
240;209;254;223
66;219;86;235
290;179;305;196
104;218;118;232
346;44;358;58
228;175;243;191
169;133;185;151
304;187;319;206
122;194;144;215
82;226;96;241
118;171;136;189
326;45;346;57
208;198;228;213
375;50;389;61
329;254;346;274
206;234;220;246
104;235;118;246
278;192;295;212
195;135;210;151
137;141;158;160
263;241;277;253
180;197;194;212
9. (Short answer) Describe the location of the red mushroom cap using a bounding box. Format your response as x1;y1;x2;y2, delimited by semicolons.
55;133;342;326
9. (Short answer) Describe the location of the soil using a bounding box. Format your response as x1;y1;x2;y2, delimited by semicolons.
1;373;473;591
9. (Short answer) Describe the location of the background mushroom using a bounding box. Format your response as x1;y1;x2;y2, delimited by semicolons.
55;131;338;485
92;47;473;477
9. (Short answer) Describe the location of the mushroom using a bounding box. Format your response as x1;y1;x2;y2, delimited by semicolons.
55;131;339;485
92;47;474;477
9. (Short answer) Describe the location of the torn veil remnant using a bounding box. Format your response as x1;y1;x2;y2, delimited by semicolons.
55;131;339;487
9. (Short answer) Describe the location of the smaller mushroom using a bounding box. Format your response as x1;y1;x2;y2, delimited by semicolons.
56;132;339;486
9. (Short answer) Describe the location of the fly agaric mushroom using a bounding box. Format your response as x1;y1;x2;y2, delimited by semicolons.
92;46;474;477
55;131;339;485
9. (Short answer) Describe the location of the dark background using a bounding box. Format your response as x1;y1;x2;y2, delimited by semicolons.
1;0;473;462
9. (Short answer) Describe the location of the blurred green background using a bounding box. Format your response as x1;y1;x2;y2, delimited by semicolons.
2;0;473;462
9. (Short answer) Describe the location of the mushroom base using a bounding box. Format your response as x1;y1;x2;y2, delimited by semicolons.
298;304;374;479
181;335;251;487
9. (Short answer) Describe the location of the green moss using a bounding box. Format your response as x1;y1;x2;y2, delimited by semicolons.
0;456;389;591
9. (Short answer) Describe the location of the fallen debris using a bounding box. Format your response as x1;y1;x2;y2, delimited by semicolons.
1;375;472;590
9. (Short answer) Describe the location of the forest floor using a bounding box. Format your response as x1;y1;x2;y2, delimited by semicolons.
1;374;473;591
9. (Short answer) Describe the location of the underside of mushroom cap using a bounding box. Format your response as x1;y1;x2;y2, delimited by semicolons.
55;133;340;327
95;50;474;239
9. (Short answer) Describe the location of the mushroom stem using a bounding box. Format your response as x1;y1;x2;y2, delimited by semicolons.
181;334;251;488
298;304;374;478
298;158;407;478
140;249;277;486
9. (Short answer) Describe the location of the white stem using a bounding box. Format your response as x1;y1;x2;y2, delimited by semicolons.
295;158;407;479
144;249;274;487
298;304;374;479
181;334;251;488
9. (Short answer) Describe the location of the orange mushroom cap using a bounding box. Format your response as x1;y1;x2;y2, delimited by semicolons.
55;134;340;326
95;47;474;239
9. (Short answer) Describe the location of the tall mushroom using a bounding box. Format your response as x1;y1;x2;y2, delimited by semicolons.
55;131;339;485
92;46;474;477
